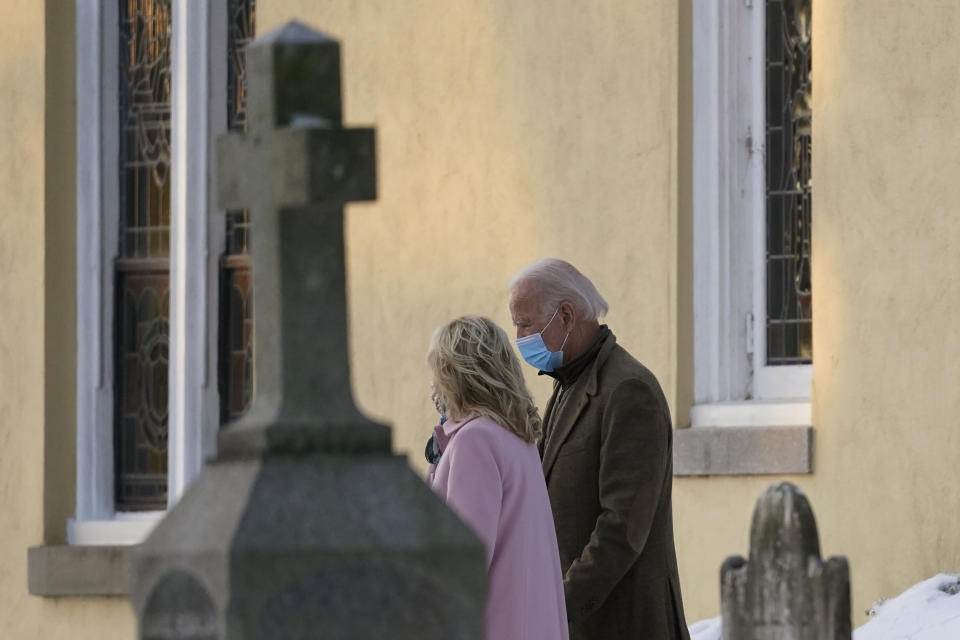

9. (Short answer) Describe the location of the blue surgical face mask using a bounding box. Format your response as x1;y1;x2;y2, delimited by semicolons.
515;307;570;372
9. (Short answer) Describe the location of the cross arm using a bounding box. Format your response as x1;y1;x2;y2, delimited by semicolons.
270;128;377;209
217;128;376;212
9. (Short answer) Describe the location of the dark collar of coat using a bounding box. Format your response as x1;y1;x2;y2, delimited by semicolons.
540;325;612;390
580;328;616;398
541;331;618;480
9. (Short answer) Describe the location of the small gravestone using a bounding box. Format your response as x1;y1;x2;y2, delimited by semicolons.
129;22;485;639
141;571;217;640
721;483;851;640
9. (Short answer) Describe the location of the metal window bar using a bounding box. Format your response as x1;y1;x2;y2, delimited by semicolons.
115;0;172;511
219;0;256;424
765;0;812;365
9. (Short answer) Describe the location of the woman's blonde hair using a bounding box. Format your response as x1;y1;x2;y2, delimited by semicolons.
427;315;542;443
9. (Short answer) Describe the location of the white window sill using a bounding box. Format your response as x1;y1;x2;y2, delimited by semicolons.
690;399;811;428
30;510;158;597
67;511;163;546
28;545;131;597
677;401;813;476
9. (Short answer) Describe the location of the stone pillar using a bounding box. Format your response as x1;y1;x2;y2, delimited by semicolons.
129;21;486;640
721;482;851;640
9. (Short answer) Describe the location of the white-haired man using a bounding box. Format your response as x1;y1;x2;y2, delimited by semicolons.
508;258;689;640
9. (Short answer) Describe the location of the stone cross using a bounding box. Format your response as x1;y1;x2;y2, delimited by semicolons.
129;22;486;640
721;483;851;640
216;21;386;457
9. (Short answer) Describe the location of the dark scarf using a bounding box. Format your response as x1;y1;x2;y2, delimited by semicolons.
540;325;611;389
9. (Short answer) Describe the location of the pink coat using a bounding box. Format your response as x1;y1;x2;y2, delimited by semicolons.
427;416;569;640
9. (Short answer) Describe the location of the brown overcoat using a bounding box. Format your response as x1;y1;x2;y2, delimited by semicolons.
540;331;689;640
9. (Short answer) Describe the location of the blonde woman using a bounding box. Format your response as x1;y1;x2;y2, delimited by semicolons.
426;316;568;640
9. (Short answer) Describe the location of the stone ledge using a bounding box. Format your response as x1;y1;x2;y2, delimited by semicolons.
674;426;813;476
28;545;131;597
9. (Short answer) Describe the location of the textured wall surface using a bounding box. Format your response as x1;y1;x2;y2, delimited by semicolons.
673;0;960;625
0;0;47;633
9;0;955;634
0;2;134;638
259;0;680;469
7;2;676;635
810;0;960;622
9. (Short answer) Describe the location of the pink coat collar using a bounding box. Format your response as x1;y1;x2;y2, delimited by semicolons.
433;416;479;452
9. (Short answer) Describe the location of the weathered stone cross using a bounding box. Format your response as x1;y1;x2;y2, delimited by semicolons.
216;21;388;456
130;23;485;639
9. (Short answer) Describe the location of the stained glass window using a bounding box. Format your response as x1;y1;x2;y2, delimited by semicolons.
116;0;172;510
220;0;256;424
765;0;812;365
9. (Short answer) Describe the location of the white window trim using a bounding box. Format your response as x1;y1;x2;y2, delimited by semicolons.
72;0;226;545
168;0;227;504
75;0;119;530
691;0;811;426
690;400;810;429
67;511;164;547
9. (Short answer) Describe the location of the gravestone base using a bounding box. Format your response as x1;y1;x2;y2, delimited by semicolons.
131;454;486;640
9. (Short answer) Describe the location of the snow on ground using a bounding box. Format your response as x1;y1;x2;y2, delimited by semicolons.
854;573;960;640
687;573;960;640
688;616;721;640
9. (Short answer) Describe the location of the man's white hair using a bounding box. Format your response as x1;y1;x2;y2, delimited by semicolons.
509;258;609;321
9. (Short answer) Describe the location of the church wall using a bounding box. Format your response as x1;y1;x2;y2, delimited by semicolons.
258;0;681;480
809;0;960;622
0;2;135;638
7;1;679;634
3;0;952;634
269;0;960;627
672;0;960;625
45;0;79;551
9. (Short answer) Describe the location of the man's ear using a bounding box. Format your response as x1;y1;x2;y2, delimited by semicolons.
559;301;577;332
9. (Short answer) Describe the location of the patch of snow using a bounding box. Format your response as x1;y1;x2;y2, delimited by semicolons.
686;573;960;640
688;616;721;640
854;573;960;640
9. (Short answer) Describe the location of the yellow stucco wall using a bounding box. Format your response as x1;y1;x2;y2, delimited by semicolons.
262;0;960;628
0;0;49;635
268;0;959;627
4;0;955;635
812;0;960;621
258;0;680;464
0;2;134;638
673;0;960;625
7;1;677;635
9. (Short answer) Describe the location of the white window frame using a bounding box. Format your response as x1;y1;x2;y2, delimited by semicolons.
691;0;811;428
71;0;227;545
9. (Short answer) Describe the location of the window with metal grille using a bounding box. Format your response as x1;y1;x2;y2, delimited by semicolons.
112;0;258;511
115;0;172;511
692;0;813;420
220;0;256;425
765;0;811;365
